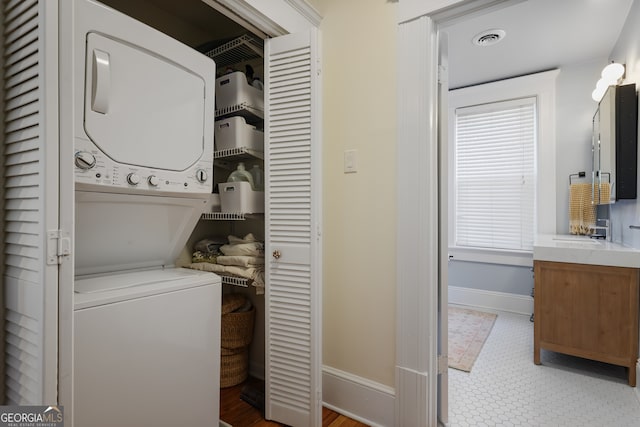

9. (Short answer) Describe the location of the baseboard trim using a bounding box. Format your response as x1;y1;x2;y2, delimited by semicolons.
322;366;395;427
448;285;533;315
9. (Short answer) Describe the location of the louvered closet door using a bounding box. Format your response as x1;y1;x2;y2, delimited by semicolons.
3;0;59;405
265;29;321;427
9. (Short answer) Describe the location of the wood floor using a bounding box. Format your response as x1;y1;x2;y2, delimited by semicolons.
220;377;369;426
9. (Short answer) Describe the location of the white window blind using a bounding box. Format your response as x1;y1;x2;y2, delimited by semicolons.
454;97;536;252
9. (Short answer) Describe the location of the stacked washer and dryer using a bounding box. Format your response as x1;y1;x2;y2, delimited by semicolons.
70;0;221;425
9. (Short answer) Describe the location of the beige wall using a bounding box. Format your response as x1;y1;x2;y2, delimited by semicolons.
312;0;398;387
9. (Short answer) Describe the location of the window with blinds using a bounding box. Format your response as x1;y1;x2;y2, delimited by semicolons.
453;97;536;252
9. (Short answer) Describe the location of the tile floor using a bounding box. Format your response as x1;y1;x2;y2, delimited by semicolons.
447;309;640;427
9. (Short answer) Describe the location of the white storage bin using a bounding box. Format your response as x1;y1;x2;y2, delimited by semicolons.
215;116;263;152
219;181;264;214
216;71;264;111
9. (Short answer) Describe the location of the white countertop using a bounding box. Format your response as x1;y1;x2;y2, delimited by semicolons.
533;234;640;268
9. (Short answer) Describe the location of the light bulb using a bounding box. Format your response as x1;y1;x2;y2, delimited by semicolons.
601;62;625;83
592;86;607;102
595;78;610;91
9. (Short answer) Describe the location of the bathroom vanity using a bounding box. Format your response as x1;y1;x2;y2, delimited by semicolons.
533;235;640;386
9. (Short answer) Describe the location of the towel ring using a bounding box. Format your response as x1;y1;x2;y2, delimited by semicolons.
569;171;586;185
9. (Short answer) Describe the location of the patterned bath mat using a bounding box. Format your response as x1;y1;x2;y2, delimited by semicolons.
448;306;497;372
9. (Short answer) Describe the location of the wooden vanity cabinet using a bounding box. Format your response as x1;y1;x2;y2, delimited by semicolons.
533;260;639;386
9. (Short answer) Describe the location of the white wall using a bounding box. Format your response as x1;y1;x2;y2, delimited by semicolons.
609;0;640;248
310;0;398;388
555;58;611;234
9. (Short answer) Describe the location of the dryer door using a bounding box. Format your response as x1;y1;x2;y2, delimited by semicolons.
84;32;207;171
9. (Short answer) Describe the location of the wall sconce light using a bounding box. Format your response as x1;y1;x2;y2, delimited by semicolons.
592;62;625;102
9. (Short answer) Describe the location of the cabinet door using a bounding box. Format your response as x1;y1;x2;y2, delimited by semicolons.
264;28;322;427
535;261;639;365
3;0;59;405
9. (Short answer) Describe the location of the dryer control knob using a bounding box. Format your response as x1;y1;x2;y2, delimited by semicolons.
126;173;141;186
75;151;96;170
196;169;208;183
148;175;160;187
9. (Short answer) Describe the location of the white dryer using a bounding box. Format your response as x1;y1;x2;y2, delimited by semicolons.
69;1;220;426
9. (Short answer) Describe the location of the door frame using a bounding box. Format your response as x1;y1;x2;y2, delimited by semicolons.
395;1;522;425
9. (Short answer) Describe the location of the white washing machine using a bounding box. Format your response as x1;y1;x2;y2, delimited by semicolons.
74;269;220;427
73;192;221;427
69;1;220;425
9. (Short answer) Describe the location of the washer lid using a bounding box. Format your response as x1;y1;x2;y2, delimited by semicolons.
84;32;207;171
74;191;206;276
75;268;212;294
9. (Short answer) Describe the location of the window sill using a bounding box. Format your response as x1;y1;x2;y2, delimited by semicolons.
448;246;533;267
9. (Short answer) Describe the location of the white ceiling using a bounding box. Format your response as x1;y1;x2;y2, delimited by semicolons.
442;0;635;89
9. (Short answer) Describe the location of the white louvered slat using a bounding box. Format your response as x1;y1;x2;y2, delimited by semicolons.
3;0;58;405
6;161;39;177
5;86;38;110
4;307;40;404
5;25;38;52
265;29;321;427
5;0;37;22
6;77;38;100
4;99;37;122
4;14;37;46
5;197;39;212
5;40;38;69
5;243;39;259
5;186;40;200
6;50;38;79
5;173;39;188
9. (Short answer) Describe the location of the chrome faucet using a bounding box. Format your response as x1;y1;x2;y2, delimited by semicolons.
592;218;611;241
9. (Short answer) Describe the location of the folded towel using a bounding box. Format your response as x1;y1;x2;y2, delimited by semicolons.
569;183;595;235
220;241;264;257
192;250;218;264
593;182;611;205
217;255;265;267
228;233;260;244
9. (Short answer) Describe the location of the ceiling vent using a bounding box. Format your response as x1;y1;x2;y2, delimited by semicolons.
472;29;506;47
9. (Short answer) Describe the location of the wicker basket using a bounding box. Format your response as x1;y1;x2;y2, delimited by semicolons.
221;293;247;315
220;347;249;388
221;306;255;349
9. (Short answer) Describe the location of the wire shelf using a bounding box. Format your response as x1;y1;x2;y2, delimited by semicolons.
214;147;263;161
205;34;263;69
201;212;247;221
201;212;263;221
215;103;263;123
221;276;250;288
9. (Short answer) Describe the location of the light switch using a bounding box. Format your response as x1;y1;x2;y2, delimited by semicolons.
344;149;358;173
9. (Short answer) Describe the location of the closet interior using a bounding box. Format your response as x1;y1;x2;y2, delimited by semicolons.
100;0;269;412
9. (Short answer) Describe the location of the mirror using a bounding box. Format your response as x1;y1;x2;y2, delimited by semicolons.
592;83;638;203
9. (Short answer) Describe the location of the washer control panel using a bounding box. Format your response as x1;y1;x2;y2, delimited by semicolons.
73;139;213;194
